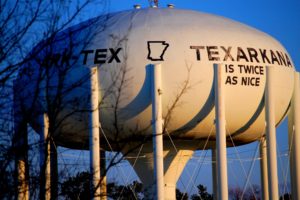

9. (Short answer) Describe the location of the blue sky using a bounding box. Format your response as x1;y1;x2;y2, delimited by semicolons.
56;0;300;196
104;0;300;195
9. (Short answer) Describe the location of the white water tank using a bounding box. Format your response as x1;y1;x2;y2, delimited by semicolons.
15;8;295;149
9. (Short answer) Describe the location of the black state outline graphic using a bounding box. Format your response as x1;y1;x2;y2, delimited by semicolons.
147;41;170;61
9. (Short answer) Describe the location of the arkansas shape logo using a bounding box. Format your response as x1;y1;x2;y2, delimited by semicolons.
147;41;169;61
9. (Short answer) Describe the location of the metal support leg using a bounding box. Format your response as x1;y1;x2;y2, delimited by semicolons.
40;114;51;200
265;66;279;200
14;121;29;200
151;64;164;200
100;150;107;200
260;137;269;200
214;63;228;200
211;148;218;200
13;81;29;200
124;141;196;200
164;149;194;200
288;71;300;200
50;140;58;200
89;67;101;199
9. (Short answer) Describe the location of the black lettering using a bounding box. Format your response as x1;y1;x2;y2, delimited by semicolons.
247;48;259;63
259;49;271;64
243;65;252;74
241;77;247;85
276;51;286;66
225;76;237;85
270;50;280;65
42;53;60;66
237;47;249;62
221;46;234;61
190;46;205;60
232;76;238;85
108;48;122;63
225;76;232;85
237;65;264;75
207;46;220;61
241;77;260;86
61;49;71;66
94;49;107;64
237;64;243;73
285;53;292;67
81;50;94;65
225;64;234;73
258;66;264;75
256;77;260;86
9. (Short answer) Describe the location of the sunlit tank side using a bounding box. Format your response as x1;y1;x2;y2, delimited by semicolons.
15;8;295;149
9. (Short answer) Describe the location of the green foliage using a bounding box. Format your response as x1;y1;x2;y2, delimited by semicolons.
60;171;143;200
0;164;15;199
191;184;213;200
176;188;189;200
107;180;143;200
229;185;261;200
61;171;90;200
280;193;292;200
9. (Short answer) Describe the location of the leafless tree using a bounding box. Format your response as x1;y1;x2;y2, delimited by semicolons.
0;0;110;199
229;185;261;200
0;1;201;199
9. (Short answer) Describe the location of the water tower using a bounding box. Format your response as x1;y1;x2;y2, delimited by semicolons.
13;5;300;200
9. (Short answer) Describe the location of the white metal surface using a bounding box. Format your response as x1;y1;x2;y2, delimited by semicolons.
12;7;299;200
164;149;194;200
89;67;101;199
265;66;279;200
214;64;228;200
123;141;197;199
15;8;295;148
151;64;164;200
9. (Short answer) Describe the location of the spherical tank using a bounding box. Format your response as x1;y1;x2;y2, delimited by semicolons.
15;8;295;149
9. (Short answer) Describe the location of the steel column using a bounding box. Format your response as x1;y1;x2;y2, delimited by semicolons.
259;137;269;200
40;114;51;200
151;64;164;200
89;67;101;199
288;72;300;200
212;148;218;200
214;63;228;200
265;66;279;200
